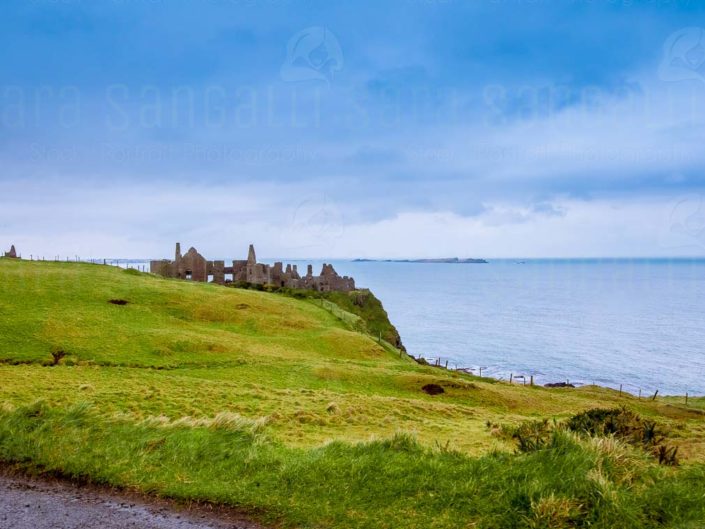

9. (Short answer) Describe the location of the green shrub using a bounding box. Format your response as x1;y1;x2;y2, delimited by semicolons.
507;407;680;466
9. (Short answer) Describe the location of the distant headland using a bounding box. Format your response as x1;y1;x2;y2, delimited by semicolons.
353;257;488;264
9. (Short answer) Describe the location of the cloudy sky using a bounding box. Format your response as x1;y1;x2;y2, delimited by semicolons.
2;0;705;259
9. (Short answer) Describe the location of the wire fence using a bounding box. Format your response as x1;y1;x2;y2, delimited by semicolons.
13;255;698;403
415;355;696;403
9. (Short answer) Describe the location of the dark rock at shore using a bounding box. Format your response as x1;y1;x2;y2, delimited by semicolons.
544;382;575;388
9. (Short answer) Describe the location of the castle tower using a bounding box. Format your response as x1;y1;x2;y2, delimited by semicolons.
246;244;257;283
247;244;256;264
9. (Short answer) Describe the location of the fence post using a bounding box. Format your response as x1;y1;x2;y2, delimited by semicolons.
530;375;534;386
509;373;513;384
686;392;688;406
619;384;622;396
479;367;482;378
651;390;659;401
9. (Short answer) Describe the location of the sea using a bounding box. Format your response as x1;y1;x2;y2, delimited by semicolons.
112;257;705;395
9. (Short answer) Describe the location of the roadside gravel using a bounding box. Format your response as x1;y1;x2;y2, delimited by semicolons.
0;471;262;529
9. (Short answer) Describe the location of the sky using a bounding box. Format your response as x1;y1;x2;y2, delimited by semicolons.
2;0;705;259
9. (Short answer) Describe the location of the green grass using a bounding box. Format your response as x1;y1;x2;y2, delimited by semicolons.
1;259;704;528
228;281;405;349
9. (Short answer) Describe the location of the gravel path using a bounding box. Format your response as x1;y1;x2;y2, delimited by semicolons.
0;472;262;529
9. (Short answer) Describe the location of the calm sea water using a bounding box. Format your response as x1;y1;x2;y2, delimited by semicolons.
117;258;705;395
322;258;705;395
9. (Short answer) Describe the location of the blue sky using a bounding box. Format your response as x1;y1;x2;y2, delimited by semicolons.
2;0;705;258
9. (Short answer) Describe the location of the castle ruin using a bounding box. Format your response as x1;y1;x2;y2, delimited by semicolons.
150;243;356;292
2;245;17;258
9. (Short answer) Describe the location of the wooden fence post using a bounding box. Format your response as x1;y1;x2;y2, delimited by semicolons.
651;390;659;401
509;373;513;384
619;384;622;396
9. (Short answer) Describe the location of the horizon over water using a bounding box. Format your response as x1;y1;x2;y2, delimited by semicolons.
115;257;705;395
342;257;705;396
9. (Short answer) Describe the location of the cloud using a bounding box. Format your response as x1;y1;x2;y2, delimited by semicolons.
2;1;705;257
0;179;700;259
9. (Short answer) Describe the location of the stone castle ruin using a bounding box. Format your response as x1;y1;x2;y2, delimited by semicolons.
150;243;356;292
2;245;17;258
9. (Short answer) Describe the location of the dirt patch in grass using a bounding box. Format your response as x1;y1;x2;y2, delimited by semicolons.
108;299;129;306
422;384;445;395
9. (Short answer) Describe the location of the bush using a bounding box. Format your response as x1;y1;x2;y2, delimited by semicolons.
506;407;679;465
505;418;554;453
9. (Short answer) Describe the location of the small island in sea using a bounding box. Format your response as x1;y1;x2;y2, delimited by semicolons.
353;257;488;263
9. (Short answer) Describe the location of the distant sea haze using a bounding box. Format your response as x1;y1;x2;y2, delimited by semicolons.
117;257;705;395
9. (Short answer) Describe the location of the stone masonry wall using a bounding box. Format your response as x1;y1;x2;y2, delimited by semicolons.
150;243;356;293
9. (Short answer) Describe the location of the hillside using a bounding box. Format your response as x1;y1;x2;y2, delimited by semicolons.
1;259;704;529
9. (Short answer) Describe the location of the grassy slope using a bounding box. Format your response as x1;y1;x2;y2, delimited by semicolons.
281;288;404;349
1;259;704;528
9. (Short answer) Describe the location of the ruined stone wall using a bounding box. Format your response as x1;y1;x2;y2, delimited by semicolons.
179;248;208;281
210;260;225;284
232;260;247;281
151;243;357;293
150;260;173;277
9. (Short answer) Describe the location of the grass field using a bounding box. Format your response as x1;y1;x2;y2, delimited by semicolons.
1;259;704;528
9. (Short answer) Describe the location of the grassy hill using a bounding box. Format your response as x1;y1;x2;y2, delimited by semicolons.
1;259;704;528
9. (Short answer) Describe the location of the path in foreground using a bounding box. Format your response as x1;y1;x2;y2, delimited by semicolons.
0;472;259;529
